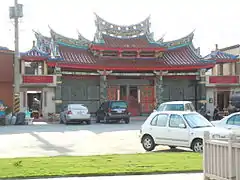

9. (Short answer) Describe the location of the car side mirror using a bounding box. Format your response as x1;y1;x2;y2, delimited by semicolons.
153;109;157;112
179;123;186;128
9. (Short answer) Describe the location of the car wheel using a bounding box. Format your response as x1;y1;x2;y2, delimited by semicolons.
192;139;203;153
124;118;130;124
86;120;91;125
169;146;176;149
141;135;155;151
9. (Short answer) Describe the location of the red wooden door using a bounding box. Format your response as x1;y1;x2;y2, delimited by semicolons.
140;86;155;113
107;86;119;100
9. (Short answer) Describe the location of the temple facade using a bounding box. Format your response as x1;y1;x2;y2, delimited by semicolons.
19;14;231;118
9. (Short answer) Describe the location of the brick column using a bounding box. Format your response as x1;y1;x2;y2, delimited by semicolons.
54;67;62;113
197;69;207;110
153;71;166;107
98;70;112;104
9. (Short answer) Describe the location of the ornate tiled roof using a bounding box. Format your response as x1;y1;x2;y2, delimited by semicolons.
27;14;216;70
21;46;49;57
50;44;213;70
94;13;151;39
95;34;159;48
162;31;195;49
50;27;90;48
204;51;239;63
59;45;96;65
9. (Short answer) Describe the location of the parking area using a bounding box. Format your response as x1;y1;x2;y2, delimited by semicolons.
0;118;163;158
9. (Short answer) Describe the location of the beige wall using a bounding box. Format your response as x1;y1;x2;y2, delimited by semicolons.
212;46;240;76
206;88;214;115
20;87;55;119
42;87;55;118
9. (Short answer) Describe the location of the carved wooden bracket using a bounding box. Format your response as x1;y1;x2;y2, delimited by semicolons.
97;70;112;76
153;70;168;76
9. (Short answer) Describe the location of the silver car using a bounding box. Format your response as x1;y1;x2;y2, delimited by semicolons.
60;104;91;125
155;101;196;112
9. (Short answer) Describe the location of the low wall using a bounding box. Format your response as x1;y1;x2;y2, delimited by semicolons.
203;131;240;180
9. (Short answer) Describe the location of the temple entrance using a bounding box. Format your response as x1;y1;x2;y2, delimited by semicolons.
217;91;230;110
120;85;127;100
128;86;140;116
27;91;42;119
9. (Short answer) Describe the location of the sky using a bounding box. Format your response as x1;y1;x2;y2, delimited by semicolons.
0;0;239;56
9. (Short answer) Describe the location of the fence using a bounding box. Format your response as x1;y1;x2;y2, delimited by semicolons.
203;131;240;180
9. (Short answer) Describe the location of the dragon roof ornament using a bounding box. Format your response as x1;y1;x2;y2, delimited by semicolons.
77;30;91;45
49;26;89;47
33;30;52;55
94;13;151;38
162;30;195;48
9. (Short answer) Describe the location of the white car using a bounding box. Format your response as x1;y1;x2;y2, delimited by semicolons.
156;101;196;112
140;111;232;153
212;112;240;129
60;104;91;125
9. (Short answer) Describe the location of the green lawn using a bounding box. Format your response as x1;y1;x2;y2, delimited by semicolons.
0;153;203;178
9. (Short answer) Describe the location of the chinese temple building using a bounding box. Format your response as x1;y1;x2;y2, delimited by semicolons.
19;14;217;117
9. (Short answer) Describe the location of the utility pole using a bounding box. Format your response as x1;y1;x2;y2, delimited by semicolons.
9;0;23;114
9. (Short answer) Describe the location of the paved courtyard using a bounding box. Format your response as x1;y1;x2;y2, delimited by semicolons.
0;119;181;158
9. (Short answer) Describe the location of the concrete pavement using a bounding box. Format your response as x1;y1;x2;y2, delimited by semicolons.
0;120;181;158
23;173;203;180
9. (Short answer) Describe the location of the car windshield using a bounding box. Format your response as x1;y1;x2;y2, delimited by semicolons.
158;104;184;111
183;113;213;128
70;105;87;110
111;101;127;109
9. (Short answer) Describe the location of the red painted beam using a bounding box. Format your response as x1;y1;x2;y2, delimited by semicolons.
21;56;48;61
90;45;167;52
209;76;239;84
22;75;54;83
47;62;214;71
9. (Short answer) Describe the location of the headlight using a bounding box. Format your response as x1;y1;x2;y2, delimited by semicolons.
212;134;229;139
212;134;220;139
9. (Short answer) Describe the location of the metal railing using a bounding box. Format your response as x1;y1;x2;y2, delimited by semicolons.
203;131;240;180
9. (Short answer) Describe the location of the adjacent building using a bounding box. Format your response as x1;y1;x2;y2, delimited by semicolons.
0;47;14;107
205;44;240;114
19;14;236;118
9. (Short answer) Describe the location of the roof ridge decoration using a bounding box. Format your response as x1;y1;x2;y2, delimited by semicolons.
33;30;52;55
162;30;195;49
94;13;151;40
20;45;49;57
77;30;91;44
33;29;61;58
204;50;239;60
49;26;89;48
156;33;166;44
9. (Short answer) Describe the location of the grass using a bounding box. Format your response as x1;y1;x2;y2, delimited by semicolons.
0;153;203;178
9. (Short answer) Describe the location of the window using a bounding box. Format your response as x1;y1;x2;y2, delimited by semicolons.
158;104;184;111
185;103;195;111
110;101;127;109
150;115;158;126
169;114;185;128
150;114;168;127
219;64;223;75
227;115;240;126
183;113;212;128
156;114;168;127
